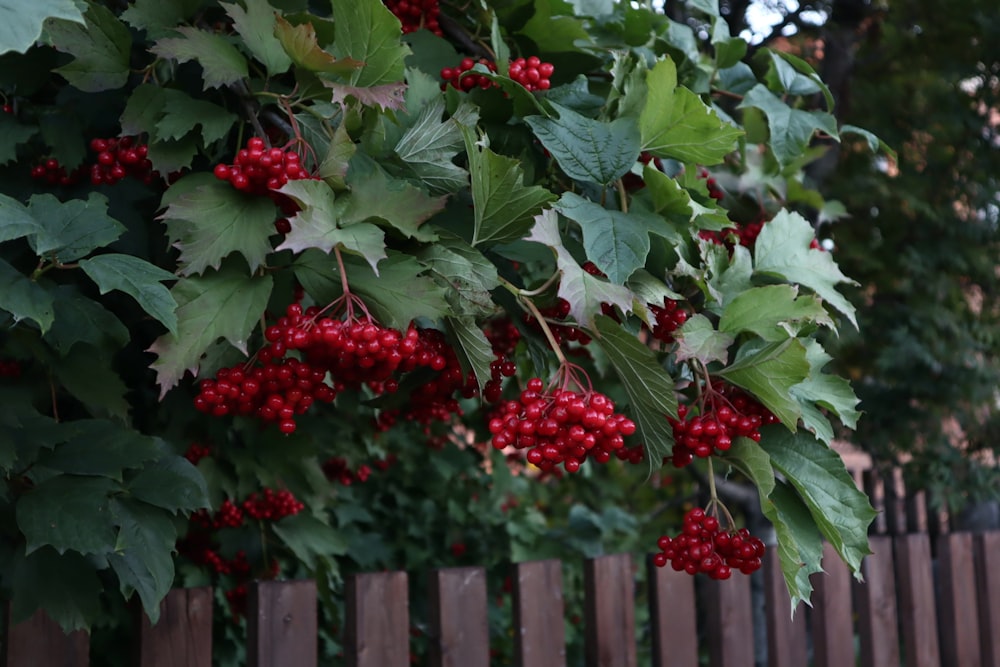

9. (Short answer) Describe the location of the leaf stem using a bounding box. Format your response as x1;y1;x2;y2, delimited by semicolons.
615;178;629;213
516;270;561;297
522;297;568;366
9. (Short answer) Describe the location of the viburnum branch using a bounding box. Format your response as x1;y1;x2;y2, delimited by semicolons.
230;80;270;148
615;178;629;213
517;270;561;297
522;296;568;367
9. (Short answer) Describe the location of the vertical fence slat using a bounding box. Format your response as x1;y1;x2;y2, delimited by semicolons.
704;572;754;667
855;536;900;667
885;468;904;536
2;607;89;667
248;580;316;667
344;571;410;667
894;533;941;667
975;532;1000;667
647;557;698;667
584;554;636;667
938;533;981;667
135;587;213;667
863;470;887;535
763;547;807;667
513;560;566;667
428;567;489;667
811;542;855;667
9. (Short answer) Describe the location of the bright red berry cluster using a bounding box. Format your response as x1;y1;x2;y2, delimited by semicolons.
242;488;305;520
30;158;83;186
89;136;156;186
649;298;689;344
383;0;442;35
322;457;373;485
183;442;211;465
441;58;498;91
653;508;766;579
441;56;554;92
667;384;778;468
489;377;637;473
213;137;311;195
507;56;554;91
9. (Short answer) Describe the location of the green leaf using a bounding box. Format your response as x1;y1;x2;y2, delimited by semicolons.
121;0;203;38
274;178;387;272
148;266;273;394
593;315;677;464
150;27;249;89
519;0;589;53
737;85;839;167
417;232;500;313
108;498;176;623
0;112;36;165
841;124;895;158
160;180;278;276
330;0;409;87
26;192;124;263
555;192;652;284
445;316;494;394
36;420;161;478
718;339;809;428
341;157;447;242
222;0;292;76
719;285;833;341
0;193;41;242
52;344;131;421
0;0;83;55
526;209;633;329
753;210;858;327
395;99;474;195
79;254;179;335
790;339;861;439
524;103;641;185
8;547;101;632
44;285;129;354
319;123;356;190
155;91;238;144
45;3;130;92
463;127;556;246
762;49;833;110
687;0;720;16
126;456;210;513
146;134;200;174
673;313;734;365
272;513;348;569
273;14;363;75
759;427;876;577
0;259;55;332
120;83;168;136
639;58;743;164
17;475;118;555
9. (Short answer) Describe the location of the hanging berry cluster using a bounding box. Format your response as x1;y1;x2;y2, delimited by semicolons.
441;56;554;92
653;507;766;579
383;0;442;35
88;136;157;186
30;158;84;186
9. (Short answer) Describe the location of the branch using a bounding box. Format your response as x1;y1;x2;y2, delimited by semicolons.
439;14;494;60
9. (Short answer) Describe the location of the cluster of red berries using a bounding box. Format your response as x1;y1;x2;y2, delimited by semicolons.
213;137;311;195
441;56;554;92
30;158;84;186
183;442;211;465
384;0;442;35
523;298;592;346
322;457;373;486
88;136;157;186
667;384;778;468
0;359;21;378
489;378;637;473
653;508;766;579
243;488;305;521
649;298;689;344
699;167;725;201
615;444;645;465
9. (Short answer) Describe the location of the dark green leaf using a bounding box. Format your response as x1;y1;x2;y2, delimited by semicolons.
44;285;129;354
718;339;809;428
0;258;55;332
417;232;500;313
45;3;130;91
0;112;39;165
0;0;83;55
518;0;589;53
155;91;238;144
319;123;356;190
395;100;474;195
36;420;161;477
121;0;203;38
126;456;210;513
272;513;348;569
27;192;125;263
445;316;494;394
0;193;41;242
330;0;409;87
7;547;101;632
555;192;652;283
150;27;249;89
109;498;176;622
146;134;200;173
79;254;179;335
17;475;118;555
119;83;167;136
341;157;446;241
223;0;292;76
52;344;131;421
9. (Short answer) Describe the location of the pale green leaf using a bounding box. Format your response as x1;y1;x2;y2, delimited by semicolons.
674;313;733;364
0;193;41;242
330;0;409;87
222;0;292;76
45;3;130;91
718;339;809;428
719;284;833;341
79;254;179;334
150;27;249;89
417;233;500;313
319;123;356;190
341;157;446;242
737;85;839;167
395;100;475;194
0;0;83;55
790;340;861;435
0;259;55;332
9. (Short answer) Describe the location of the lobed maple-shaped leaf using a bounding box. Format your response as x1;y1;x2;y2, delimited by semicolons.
719;284;833;342
273;15;363;75
222;0;291;76
27;192;125;263
120;0;202;39
0;258;55;332
0;113;38;165
674;313;734;365
0;0;83;55
718;339;809;428
54;345;131;421
341;157;446;242
555;192;653;284
527;209;633;330
17;475;118;555
44;3;130;92
108;498;176;624
325;81;408;112
417;233;500;314
737;85;839;168
79;254;179;335
150;27;249;89
752;210;858;328
320;124;357;190
45;285;129;355
395;100;476;195
0;193;41;242
330;0;409;87
155;90;237;144
789;340;861;444
159;179;277;276
148;265;273;395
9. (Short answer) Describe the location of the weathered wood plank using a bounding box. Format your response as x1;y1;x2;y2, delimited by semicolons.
428;567;489;667
704;572;754;667
862;470;887;535
584;553;636;667
855;536;900;667
763;547;807;667
513;559;566;667
248;579;317;667
344;571;410;667
938;532;981;667
135;587;213;667
647;556;698;667
2;607;89;667
811;542;855;667
893;534;941;667
975;532;1000;667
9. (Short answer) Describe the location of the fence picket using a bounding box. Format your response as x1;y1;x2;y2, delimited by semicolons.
938;533;982;667
855;536;900;667
812;542;855;667
428;566;489;667
647;556;698;667
344;571;410;667
704;571;753;667
513;559;566;667
894;533;941;667
248;579;317;667
135;586;213;667
2;606;89;667
762;547;807;667
975;532;1000;667
584;553;637;667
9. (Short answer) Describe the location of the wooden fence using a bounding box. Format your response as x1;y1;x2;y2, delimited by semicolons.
4;530;1000;667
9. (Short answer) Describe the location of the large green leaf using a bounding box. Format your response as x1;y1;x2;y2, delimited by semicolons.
753;210;858;328
0;193;41;242
108;498;176;624
45;3;130;92
121;0;203;38
330;0;409;87
717;339;809;428
148;265;273;394
417;233;500;314
44;285;129;354
719;284;833;341
593;316;677;464
395;100;475;195
159;179;278;276
272;513;348;570
27;192;125;263
737;85;839;167
36;420;162;478
155;91;238;144
790;340;861;442
7;547;101;632
555;192;652;284
17;475;118;555
759;428;876;578
0;258;55;332
673;313;733;365
222;0;292;76
463;127;556;247
273;14;363;75
445;316;494;394
52;344;131;421
0;0;83;55
119;83;167;136
639;57;742;164
79;254;179;335
126;456;211;514
524;103;641;185
0;112;37;165
151;27;249;89
518;0;589;53
341;157;447;242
